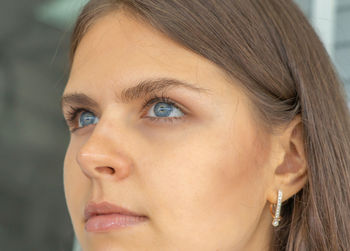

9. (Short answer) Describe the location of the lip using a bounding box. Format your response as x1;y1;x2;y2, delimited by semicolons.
84;201;148;232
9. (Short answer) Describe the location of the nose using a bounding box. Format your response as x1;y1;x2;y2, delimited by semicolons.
76;129;134;181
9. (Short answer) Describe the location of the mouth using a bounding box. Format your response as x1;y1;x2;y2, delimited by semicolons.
84;201;149;232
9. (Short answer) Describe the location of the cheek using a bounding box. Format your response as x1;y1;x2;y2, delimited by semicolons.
198;130;269;243
207;134;269;222
144;118;271;248
206;127;271;214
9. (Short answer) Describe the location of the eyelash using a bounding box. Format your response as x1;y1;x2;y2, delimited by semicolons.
64;94;186;130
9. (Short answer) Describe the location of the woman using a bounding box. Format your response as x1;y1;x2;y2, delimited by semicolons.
61;0;350;250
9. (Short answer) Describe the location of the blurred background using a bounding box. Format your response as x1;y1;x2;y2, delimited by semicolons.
0;0;349;251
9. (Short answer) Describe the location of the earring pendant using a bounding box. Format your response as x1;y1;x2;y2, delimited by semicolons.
270;189;283;227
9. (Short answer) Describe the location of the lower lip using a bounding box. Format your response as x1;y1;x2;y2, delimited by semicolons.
85;214;148;232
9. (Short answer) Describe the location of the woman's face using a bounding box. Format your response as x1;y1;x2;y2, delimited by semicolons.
62;11;277;251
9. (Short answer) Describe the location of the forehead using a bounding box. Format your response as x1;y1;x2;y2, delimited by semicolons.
72;10;204;71
66;10;239;97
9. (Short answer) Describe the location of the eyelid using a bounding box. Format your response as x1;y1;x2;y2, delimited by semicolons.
142;96;182;112
63;107;96;132
140;95;189;126
141;93;189;114
65;107;88;123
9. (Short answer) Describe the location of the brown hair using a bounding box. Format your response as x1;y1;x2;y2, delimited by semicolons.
69;0;350;250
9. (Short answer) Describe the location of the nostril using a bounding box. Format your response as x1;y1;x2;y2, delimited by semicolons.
95;166;115;175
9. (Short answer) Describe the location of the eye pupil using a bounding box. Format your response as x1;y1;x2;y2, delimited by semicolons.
154;102;173;117
79;111;97;127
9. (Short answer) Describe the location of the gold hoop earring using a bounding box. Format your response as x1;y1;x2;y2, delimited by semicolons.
270;189;283;227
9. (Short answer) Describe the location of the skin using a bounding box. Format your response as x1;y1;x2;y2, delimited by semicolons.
62;10;308;251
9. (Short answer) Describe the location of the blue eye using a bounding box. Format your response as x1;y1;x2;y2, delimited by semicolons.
64;95;185;132
146;101;184;119
79;111;99;128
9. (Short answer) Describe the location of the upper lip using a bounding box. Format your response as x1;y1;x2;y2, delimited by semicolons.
84;201;146;222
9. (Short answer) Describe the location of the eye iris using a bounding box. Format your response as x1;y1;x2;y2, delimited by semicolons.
79;111;96;127
154;102;173;117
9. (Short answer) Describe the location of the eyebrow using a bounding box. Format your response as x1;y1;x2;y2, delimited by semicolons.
61;77;212;112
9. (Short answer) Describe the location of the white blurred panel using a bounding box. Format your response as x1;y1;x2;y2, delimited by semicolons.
311;0;337;58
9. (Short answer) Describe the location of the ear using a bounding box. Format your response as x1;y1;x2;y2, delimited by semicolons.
266;114;308;204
